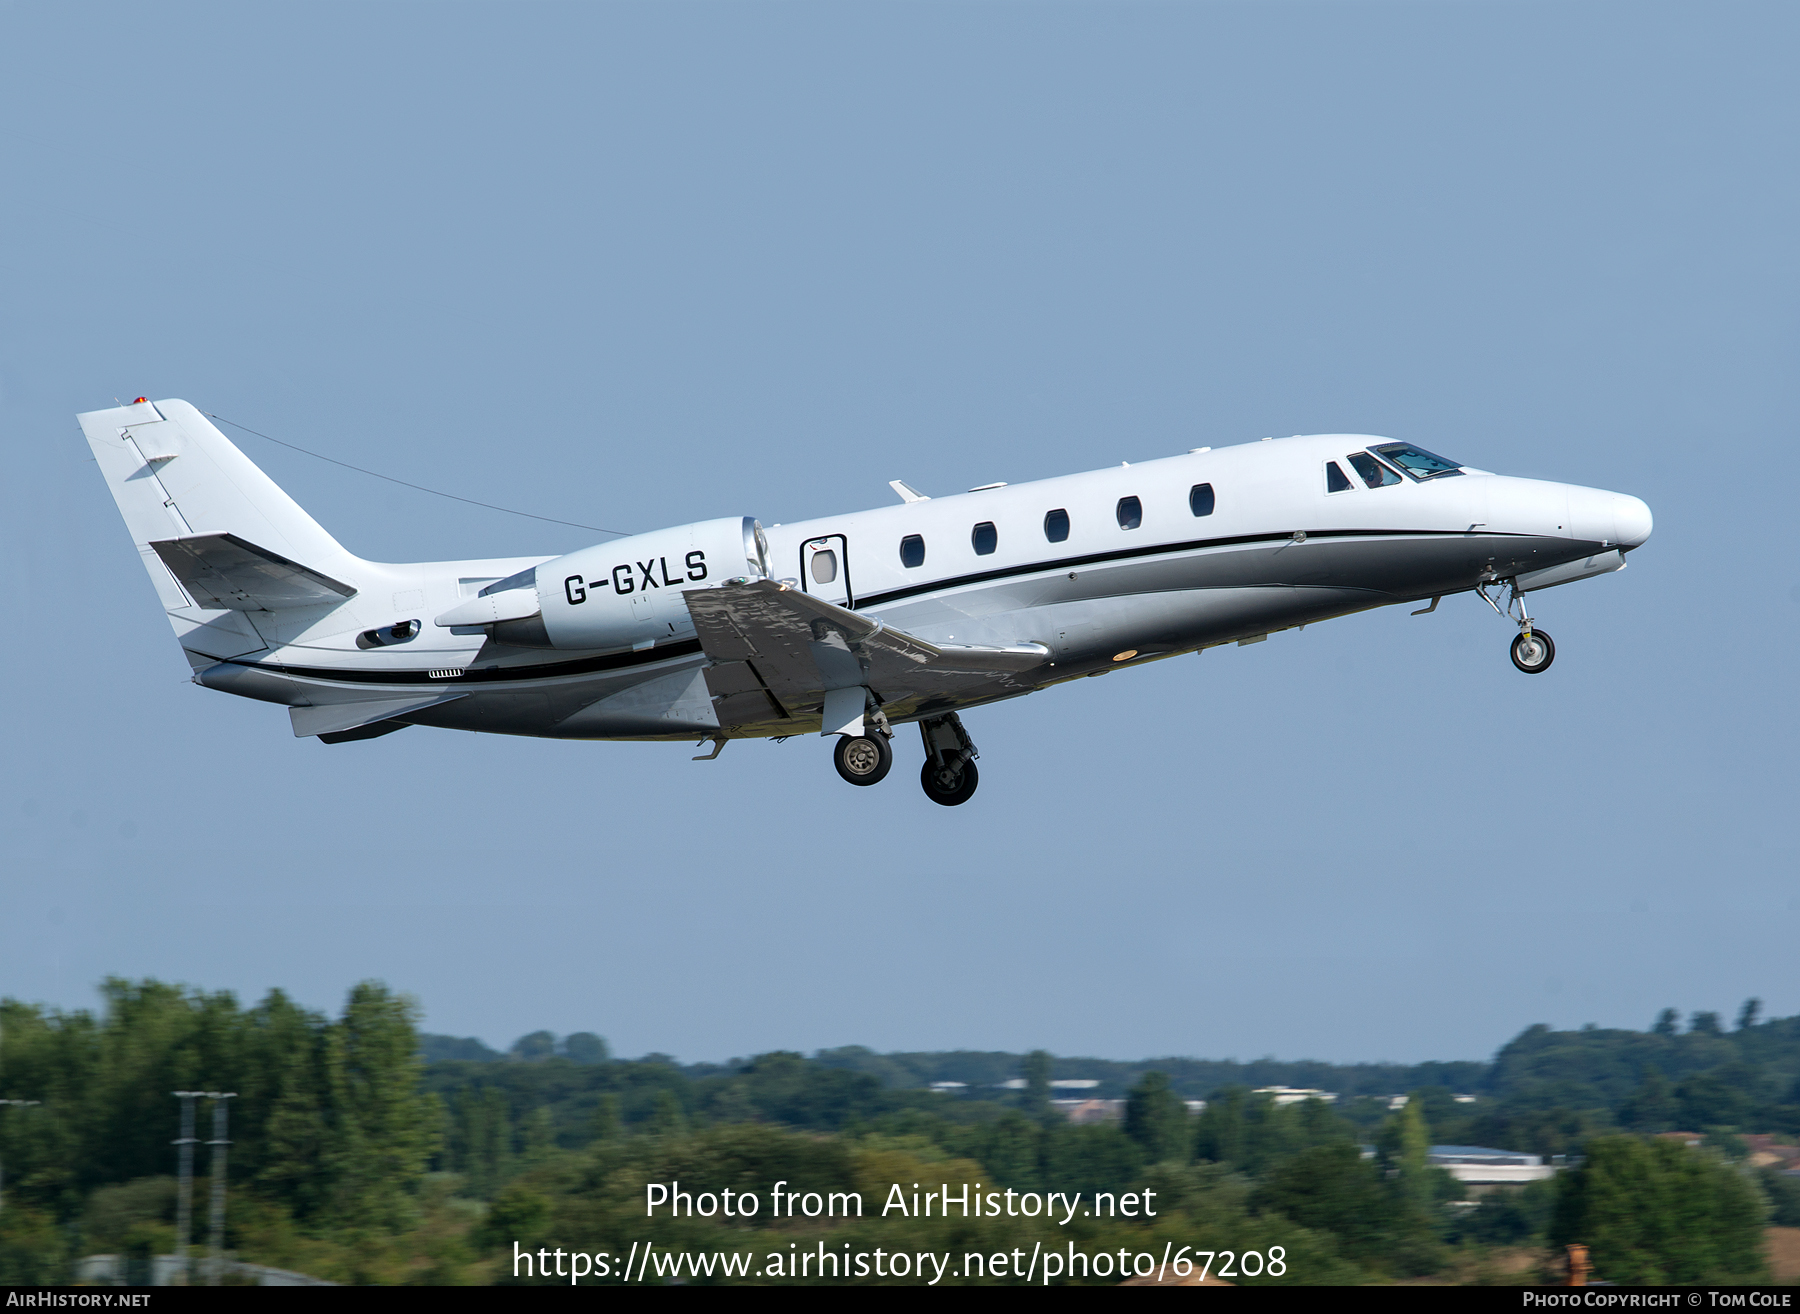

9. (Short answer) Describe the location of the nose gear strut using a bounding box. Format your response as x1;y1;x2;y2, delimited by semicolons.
1478;577;1556;674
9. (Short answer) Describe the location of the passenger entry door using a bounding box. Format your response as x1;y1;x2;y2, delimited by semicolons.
800;534;852;607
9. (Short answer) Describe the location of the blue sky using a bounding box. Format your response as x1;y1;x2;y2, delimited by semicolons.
1;1;1793;1065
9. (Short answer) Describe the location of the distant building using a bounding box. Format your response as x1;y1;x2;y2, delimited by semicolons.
1654;1131;1704;1148
1428;1145;1559;1184
1052;1098;1127;1124
1252;1086;1337;1106
928;1081;967;1093
1743;1135;1800;1170
1051;1079;1100;1091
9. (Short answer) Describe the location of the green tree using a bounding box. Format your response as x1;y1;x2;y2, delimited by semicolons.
1675;1070;1753;1131
1688;1011;1723;1037
1651;1008;1679;1036
1021;1050;1052;1121
321;983;439;1232
562;1033;609;1063
510;1031;557;1061
1194;1087;1247;1167
1549;1136;1767;1284
649;1089;686;1138
1735;999;1762;1032
1620;1069;1677;1133
1124;1071;1190;1164
1253;1140;1390;1266
590;1093;622;1144
1372;1098;1450;1275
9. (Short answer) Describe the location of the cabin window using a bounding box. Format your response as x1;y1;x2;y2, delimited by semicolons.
1326;462;1353;493
1116;496;1142;530
1348;452;1401;489
1189;483;1215;516
810;548;839;584
899;534;926;568
972;522;998;555
1044;508;1070;542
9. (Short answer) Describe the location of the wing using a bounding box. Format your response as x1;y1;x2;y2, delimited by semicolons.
682;579;1049;736
150;532;358;610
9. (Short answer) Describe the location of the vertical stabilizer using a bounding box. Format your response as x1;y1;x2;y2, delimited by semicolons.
77;399;365;663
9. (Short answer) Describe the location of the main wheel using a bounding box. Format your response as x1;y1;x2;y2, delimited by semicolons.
1510;629;1555;674
834;734;893;785
920;757;979;806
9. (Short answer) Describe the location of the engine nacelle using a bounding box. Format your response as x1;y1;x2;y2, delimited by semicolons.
434;517;767;651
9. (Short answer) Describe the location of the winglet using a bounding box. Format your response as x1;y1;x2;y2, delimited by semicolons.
889;480;930;503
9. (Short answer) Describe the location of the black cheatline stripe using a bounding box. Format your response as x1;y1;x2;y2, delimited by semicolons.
233;639;704;687
852;527;1504;610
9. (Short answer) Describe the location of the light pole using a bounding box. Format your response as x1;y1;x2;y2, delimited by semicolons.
0;1099;43;1217
172;1092;205;1284
205;1093;236;1286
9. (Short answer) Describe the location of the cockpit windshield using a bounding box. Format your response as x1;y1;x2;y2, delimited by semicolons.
1371;442;1463;480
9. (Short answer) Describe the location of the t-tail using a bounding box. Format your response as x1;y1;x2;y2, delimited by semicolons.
78;399;372;672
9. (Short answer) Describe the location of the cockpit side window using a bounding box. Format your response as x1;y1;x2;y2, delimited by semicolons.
1348;452;1401;489
1325;462;1353;493
1371;442;1464;480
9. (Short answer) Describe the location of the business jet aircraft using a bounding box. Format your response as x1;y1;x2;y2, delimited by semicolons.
80;399;1651;805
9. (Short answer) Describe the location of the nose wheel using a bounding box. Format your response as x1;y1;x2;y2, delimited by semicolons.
833;733;893;785
1480;578;1557;675
1510;629;1555;673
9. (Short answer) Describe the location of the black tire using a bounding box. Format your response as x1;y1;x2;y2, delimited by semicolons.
921;757;980;806
1510;628;1555;674
834;734;892;785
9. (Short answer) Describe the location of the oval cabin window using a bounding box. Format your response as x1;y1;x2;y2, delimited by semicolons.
1189;483;1215;516
972;522;998;555
810;548;838;584
1116;496;1142;530
1044;508;1070;542
899;535;926;569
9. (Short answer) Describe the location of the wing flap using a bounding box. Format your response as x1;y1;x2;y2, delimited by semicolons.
683;580;1050;733
151;533;358;610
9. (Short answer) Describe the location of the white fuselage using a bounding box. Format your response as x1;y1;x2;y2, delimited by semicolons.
185;433;1650;742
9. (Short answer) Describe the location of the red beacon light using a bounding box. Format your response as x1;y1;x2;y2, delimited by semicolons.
133;397;148;404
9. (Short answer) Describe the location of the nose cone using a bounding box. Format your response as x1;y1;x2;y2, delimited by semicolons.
1613;494;1653;549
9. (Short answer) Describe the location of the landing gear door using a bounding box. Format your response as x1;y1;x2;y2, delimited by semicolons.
800;535;851;607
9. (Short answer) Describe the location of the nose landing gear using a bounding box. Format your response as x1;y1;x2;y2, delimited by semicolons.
1510;629;1555;673
1479;578;1556;674
918;713;980;806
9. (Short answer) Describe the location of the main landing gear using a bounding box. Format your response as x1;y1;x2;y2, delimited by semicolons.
830;709;981;804
918;713;979;806
1478;577;1555;675
833;732;893;785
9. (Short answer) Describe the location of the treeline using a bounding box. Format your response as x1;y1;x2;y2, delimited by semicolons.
0;983;1792;1285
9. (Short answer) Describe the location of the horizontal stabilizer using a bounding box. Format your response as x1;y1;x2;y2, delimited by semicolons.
290;693;465;738
151;533;357;611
